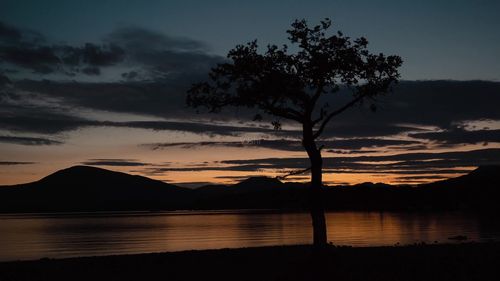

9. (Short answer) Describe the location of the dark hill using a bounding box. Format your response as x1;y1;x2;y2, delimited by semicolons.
412;165;500;210
233;176;283;191
0;165;191;212
425;165;500;189
192;176;307;209
1;165;500;213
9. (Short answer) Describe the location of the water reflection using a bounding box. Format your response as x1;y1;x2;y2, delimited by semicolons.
0;210;499;261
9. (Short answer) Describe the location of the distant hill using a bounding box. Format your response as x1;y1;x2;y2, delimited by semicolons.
424;165;500;189
0;166;191;212
1;165;500;213
413;165;500;210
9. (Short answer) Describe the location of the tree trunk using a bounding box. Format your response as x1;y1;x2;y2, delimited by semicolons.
302;122;327;248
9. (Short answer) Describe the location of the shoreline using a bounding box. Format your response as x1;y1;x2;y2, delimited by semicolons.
1;243;499;281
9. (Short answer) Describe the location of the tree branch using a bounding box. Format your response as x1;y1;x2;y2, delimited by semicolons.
276;166;312;180
264;99;304;122
312;94;365;139
310;81;324;110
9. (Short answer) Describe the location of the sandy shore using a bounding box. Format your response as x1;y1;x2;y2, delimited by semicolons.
0;243;499;281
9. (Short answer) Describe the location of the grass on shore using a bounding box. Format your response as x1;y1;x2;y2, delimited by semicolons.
0;243;499;281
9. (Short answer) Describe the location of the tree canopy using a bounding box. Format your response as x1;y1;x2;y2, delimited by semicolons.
187;18;402;137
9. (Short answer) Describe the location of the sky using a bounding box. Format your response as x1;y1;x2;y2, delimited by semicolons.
1;0;500;186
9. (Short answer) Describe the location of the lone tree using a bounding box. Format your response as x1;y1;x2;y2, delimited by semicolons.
187;19;402;247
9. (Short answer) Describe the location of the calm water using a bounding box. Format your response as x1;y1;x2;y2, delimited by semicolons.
1;210;499;261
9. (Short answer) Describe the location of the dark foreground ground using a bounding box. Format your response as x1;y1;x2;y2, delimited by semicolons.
1;243;499;281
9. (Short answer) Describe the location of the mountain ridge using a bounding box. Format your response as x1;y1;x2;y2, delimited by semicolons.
1;165;499;213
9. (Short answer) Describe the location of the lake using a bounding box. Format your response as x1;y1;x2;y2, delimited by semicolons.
1;210;499;261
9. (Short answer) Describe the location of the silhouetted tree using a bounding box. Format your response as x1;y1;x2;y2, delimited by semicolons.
187;19;402;247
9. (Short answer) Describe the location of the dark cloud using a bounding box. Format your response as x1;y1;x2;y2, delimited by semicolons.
107;27;208;53
0;21;125;75
1;88;278;136
0;161;36;165
1;21;223;78
145;138;422;152
81;66;100;75
121;71;138;80
218;148;500;173
8;79;500;140
1;19;500;145
395;175;448;181
410;127;500;145
0;21;22;44
0;21;44;46
105;26;223;78
320;124;423;138
81;159;151;167
0;135;62;145
323;138;422;150
384;144;429;151
214;175;253;180
140;164;269;173
0;43;125;75
78;43;125;66
0;73;11;86
0;95;288;137
0;103;99;134
112;120;284;136
0;46;60;74
125;149;496;183
328;149;379;154
326;80;500;131
0;112;285;137
55;43;125;69
13;79;203;119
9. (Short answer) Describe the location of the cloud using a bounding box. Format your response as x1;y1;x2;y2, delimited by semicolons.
0;94;290;137
81;159;152;167
0;114;282;137
0;46;60;74
12;75;214;119
0;135;62;145
0;21;23;44
0;73;11;86
105;26;223;79
0;21;44;46
2;20;500;146
395;175;448;181
327;80;500;129
140;164;269;173
0;21;125;75
328;149;379;154
410;127;500;145
68;43;125;66
217;148;500;173
107;27;209;53
0;101;99;134
144;138;423;152
113;120;285;136
0;161;36;165
107;26;221;75
7;79;500;139
81;66;100;75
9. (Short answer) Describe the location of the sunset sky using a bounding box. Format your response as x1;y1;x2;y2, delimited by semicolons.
1;0;500;187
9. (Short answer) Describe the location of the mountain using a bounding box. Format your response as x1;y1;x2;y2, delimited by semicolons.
414;165;500;210
0;166;191;212
425;165;500;189
233;176;284;191
192;176;308;210
1;165;500;213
